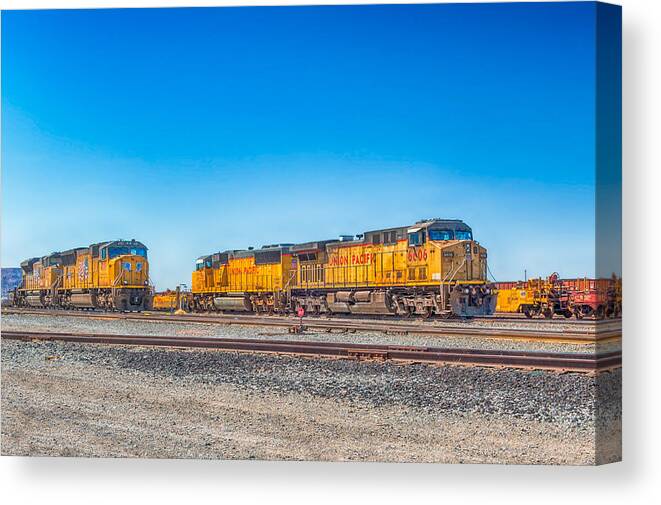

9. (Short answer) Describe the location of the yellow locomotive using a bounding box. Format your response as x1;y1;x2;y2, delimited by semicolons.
191;219;496;317
13;239;150;311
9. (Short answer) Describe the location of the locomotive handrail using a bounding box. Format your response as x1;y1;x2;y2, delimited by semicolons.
439;257;467;310
443;258;467;285
111;269;124;297
50;276;62;290
283;269;297;291
50;276;62;301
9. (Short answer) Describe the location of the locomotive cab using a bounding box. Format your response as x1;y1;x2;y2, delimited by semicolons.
406;219;495;316
99;240;149;310
191;254;215;295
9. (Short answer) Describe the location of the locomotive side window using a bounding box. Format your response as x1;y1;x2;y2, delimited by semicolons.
381;231;398;244
372;234;380;245
409;230;426;245
455;230;473;240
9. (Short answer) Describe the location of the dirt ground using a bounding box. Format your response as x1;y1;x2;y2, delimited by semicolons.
1;339;621;464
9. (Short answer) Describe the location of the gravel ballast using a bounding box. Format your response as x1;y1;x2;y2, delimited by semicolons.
1;313;619;354
1;337;621;464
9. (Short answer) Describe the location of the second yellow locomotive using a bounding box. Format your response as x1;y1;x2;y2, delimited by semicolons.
14;239;150;311
191;219;496;317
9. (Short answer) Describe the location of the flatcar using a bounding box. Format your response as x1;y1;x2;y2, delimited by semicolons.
12;239;150;311
191;219;496;317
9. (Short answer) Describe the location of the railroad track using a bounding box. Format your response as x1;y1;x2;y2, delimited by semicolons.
1;306;620;326
1;307;621;344
481;313;622;323
1;329;621;374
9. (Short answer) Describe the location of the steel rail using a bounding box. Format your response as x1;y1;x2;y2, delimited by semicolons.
1;330;621;373
1;307;621;343
1;306;616;326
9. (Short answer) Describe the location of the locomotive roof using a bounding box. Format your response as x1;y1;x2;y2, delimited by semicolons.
21;240;148;265
60;247;88;266
20;257;40;267
363;219;472;235
60;247;89;256
197;219;473;261
20;257;40;273
261;243;294;249
414;219;472;230
216;244;294;259
94;239;148;250
35;252;63;268
289;239;340;252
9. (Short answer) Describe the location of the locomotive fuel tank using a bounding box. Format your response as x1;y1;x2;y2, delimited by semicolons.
213;296;252;312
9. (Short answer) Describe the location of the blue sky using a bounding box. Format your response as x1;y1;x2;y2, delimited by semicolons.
2;3;601;289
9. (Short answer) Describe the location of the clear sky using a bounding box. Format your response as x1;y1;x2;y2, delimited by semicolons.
2;3;600;289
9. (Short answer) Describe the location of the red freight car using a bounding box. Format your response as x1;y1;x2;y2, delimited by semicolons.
561;276;622;319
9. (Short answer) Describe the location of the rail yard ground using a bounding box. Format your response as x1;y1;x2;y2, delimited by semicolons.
0;312;621;464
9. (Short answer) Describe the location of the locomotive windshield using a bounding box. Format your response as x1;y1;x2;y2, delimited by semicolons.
108;246;147;259
428;229;472;241
195;258;212;270
429;229;453;241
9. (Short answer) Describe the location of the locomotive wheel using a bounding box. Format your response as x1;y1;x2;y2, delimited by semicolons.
595;306;606;320
542;308;553;319
523;308;533;319
563;310;573;318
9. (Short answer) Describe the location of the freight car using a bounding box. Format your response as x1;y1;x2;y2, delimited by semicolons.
12;239;150;311
495;274;571;318
191;219;496;317
495;274;621;319
150;288;191;312
561;276;622;319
